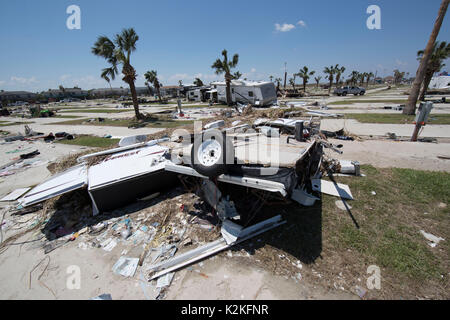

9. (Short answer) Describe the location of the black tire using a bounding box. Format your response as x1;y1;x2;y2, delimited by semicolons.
342;92;347;96
191;132;235;178
360;92;365;95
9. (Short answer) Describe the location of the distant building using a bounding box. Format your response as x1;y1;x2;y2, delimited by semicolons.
42;87;88;99
0;91;38;102
160;86;181;98
374;77;383;84
135;87;152;96
383;76;394;84
89;87;129;98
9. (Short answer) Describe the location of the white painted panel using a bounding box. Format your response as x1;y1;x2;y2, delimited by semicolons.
88;144;168;190
18;164;87;207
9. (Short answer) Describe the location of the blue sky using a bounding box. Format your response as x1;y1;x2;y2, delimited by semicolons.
0;0;449;92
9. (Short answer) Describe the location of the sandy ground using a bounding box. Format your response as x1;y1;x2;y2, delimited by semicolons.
1;119;166;139
0;140;91;197
0;230;357;300
321;118;450;138
326;139;450;172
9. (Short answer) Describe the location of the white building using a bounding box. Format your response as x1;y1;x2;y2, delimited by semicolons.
211;80;277;106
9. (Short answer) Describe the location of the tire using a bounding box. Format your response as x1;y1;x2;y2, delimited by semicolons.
360;92;365;95
342;92;347;96
191;132;235;178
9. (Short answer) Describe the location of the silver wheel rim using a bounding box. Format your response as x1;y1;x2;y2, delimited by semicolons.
197;139;222;167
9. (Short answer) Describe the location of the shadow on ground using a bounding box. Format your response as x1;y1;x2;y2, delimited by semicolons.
40;185;184;241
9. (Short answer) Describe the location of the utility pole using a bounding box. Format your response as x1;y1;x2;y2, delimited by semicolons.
403;0;448;115
283;62;287;91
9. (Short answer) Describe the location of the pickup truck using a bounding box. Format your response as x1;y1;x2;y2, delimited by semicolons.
334;86;365;96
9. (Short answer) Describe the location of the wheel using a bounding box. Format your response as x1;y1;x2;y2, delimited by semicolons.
360;92;365;95
191;132;235;178
342;92;347;96
336;93;341;96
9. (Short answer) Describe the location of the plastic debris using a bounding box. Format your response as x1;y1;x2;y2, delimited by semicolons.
420;230;445;248
112;257;139;277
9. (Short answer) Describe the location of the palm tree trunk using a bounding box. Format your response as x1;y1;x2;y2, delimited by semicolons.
128;80;141;119
328;79;332;94
225;73;232;106
404;0;448;115
303;80;306;92
419;71;434;101
156;85;163;103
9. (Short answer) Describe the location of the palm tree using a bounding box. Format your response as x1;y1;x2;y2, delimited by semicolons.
289;78;295;91
405;0;448;116
323;66;335;93
194;77;204;86
349;71;359;86
269;75;274;82
275;77;282;92
211;49;239;106
366;72;374;87
233;71;242;79
178;80;183;86
291;73;297;91
144;70;162;103
335;65;345;87
393;69;405;84
314;76;322;88
297;66;315;92
92;28;142;119
101;70;112;90
417;41;450;100
144;81;153;96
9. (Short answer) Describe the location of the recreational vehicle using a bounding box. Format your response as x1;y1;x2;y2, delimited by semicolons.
211;80;277;106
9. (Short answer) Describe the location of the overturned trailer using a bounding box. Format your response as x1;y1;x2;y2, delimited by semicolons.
15;118;360;279
18;119;325;216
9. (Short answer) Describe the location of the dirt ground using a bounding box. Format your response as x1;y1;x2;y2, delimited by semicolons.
326;139;450;172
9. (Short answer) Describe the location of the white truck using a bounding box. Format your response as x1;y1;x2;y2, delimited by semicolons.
334;86;365;96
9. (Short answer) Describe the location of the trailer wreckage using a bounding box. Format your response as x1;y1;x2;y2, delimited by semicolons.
16;117;359;279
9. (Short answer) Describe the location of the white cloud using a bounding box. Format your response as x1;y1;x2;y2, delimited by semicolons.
168;73;190;82
395;59;407;66
297;20;306;27
10;76;37;84
250;68;256;73
68;75;106;88
275;23;295;32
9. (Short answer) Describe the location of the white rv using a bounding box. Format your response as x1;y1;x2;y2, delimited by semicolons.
211;80;277;106
428;75;450;90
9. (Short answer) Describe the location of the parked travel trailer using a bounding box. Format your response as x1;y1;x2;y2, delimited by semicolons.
186;88;206;102
211;80;277;106
428;75;450;90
